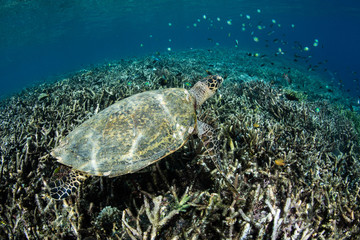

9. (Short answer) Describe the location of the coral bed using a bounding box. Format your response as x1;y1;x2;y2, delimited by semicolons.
0;49;359;239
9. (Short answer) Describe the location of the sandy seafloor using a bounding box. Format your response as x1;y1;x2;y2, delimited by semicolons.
0;48;360;239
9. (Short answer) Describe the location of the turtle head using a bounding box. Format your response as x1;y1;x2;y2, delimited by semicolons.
190;75;223;107
202;75;223;92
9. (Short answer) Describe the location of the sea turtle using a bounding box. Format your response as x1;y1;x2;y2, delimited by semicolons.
49;75;224;200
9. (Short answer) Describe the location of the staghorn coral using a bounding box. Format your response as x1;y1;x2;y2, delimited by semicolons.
0;48;359;239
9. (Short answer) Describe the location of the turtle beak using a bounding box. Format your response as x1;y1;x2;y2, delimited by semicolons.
203;75;223;92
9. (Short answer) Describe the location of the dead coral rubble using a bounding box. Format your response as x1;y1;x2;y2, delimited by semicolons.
0;49;359;239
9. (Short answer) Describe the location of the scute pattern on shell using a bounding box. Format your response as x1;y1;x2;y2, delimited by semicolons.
51;88;197;177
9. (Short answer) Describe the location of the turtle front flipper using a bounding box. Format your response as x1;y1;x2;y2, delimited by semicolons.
49;169;86;200
197;120;222;170
197;120;239;195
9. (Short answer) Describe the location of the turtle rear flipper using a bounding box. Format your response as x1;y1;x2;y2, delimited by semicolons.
49;170;85;200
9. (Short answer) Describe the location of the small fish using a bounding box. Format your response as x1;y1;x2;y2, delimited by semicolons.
206;70;213;75
294;41;303;50
152;56;160;62
283;73;292;84
275;159;285;166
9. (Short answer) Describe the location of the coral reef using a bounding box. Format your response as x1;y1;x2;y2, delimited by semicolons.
0;48;359;239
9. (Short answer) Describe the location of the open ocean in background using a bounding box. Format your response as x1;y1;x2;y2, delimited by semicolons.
1;0;359;100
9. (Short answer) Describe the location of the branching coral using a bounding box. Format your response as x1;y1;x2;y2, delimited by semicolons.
0;48;359;239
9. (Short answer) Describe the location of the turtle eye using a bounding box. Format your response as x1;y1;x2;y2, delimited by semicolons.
204;75;223;91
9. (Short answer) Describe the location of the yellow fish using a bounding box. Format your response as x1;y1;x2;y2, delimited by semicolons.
275;159;285;166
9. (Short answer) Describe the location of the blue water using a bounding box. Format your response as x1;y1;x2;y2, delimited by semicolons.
1;0;360;99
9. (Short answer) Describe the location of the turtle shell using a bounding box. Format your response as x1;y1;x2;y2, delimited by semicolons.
51;88;197;177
